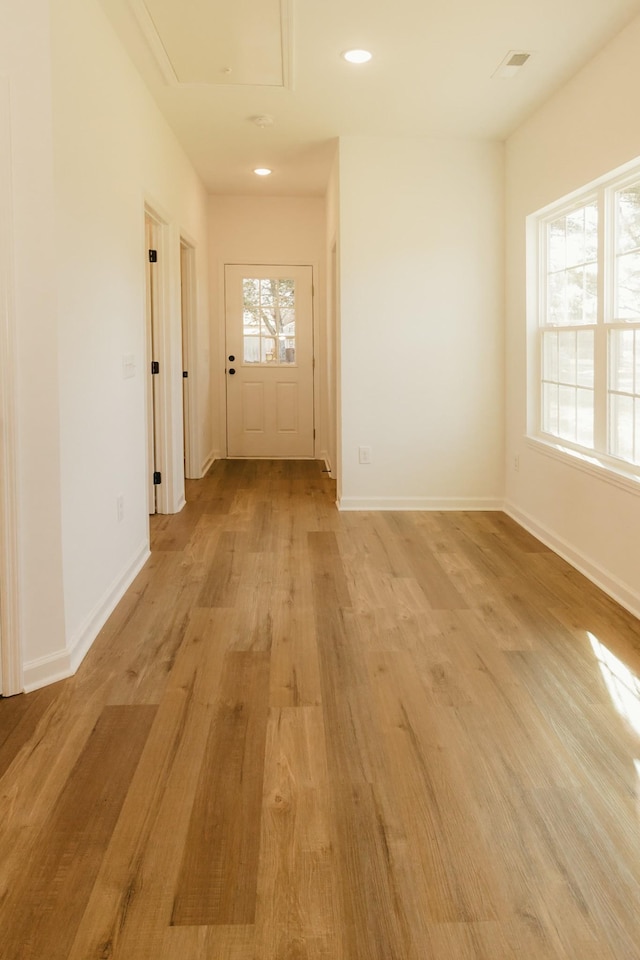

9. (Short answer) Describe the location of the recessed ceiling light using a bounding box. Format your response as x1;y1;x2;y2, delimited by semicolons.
254;167;272;176
342;49;372;64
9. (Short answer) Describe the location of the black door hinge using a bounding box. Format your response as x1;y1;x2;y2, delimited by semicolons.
183;371;188;378
149;249;157;263
151;361;159;374
153;471;161;485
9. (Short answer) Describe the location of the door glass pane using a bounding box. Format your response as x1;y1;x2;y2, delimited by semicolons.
261;309;277;336
279;338;296;363
243;278;259;308
261;337;277;363
242;277;296;364
280;308;295;335
243;306;260;334
244;336;260;364
260;278;275;305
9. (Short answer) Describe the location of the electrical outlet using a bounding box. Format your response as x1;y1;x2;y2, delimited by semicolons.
116;495;125;522
359;445;372;464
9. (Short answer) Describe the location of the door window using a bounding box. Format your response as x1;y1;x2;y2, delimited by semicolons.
242;277;296;364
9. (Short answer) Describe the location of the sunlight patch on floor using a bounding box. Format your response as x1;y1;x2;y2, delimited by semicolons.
588;631;640;741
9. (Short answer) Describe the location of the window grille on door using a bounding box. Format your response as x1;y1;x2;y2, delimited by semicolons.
242;277;296;364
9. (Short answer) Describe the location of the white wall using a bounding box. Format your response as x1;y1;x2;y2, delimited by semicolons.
13;0;211;690
0;0;67;688
505;13;640;616
338;136;504;509
208;196;326;460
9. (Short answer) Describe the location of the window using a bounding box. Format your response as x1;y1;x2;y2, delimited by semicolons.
535;164;640;472
242;277;296;365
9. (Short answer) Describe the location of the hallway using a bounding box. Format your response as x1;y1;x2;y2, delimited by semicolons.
1;459;640;959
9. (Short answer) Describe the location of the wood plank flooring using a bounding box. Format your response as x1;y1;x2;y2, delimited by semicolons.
2;458;640;959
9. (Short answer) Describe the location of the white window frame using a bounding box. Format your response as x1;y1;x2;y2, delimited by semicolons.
528;156;640;492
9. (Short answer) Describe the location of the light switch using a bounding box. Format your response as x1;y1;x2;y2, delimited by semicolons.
122;354;136;379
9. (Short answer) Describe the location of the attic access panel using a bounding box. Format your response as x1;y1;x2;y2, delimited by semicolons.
138;0;290;86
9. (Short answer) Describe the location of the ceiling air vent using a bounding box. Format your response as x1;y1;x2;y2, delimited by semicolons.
492;50;532;79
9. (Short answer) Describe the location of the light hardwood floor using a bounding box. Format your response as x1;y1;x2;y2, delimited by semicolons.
1;459;640;959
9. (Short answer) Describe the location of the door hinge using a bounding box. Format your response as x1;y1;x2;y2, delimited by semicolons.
153;471;162;485
149;249;157;263
313;429;316;439
183;370;188;378
151;361;159;374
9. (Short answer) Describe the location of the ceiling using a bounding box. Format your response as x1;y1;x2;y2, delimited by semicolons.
97;0;640;197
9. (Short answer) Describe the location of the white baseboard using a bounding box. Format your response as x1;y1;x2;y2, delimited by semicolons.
199;449;219;478
21;648;74;693
338;496;504;512
504;500;640;622
23;541;150;693
318;450;334;478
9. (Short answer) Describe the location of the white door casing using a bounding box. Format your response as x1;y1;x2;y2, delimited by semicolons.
0;76;23;696
144;201;188;515
180;239;198;478
145;214;158;513
225;264;314;458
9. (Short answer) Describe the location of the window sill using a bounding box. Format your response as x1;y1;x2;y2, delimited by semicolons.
525;435;640;496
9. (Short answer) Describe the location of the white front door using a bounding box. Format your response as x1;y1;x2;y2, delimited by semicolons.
225;264;314;458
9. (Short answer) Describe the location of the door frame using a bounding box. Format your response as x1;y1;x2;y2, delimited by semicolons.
143;201;184;514
0;77;23;696
180;236;198;479
322;241;339;480
145;212;160;514
219;260;318;459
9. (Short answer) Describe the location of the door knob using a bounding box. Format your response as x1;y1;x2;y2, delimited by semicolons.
228;355;235;362
228;368;236;375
